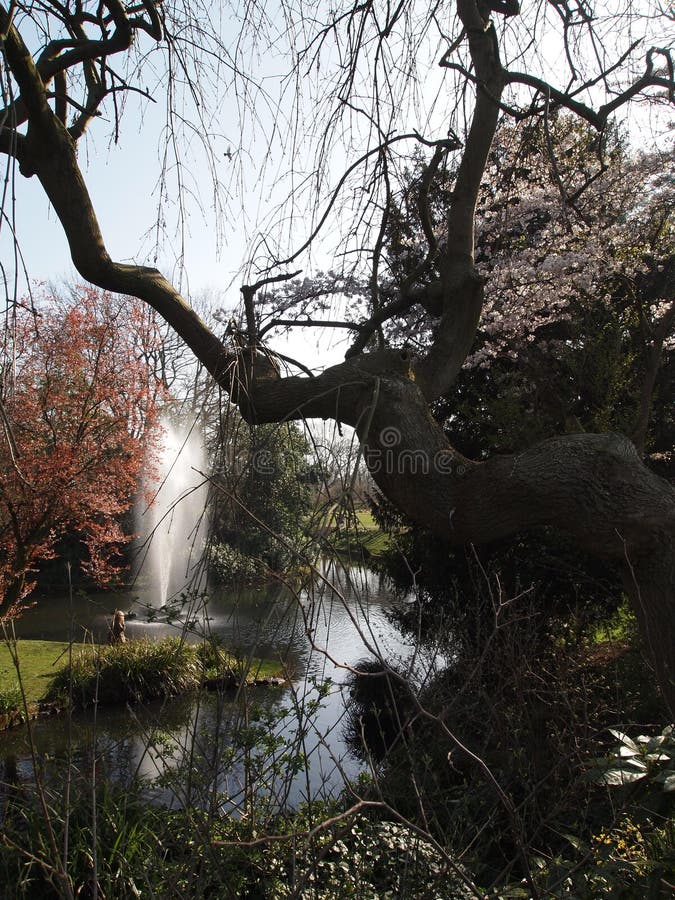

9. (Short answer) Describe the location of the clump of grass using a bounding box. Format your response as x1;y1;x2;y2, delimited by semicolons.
44;638;284;710
195;639;238;676
46;638;200;708
0;778;168;898
0;684;22;716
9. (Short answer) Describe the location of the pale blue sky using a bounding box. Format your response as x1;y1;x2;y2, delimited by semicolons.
3;107;244;305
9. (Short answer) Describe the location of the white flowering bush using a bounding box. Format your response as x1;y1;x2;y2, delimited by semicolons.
258;816;477;899
256;120;673;414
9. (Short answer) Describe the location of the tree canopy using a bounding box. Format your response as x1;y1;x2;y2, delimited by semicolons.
0;288;163;618
0;1;673;706
209;419;313;581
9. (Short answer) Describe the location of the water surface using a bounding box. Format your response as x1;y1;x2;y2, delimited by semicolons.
2;563;445;810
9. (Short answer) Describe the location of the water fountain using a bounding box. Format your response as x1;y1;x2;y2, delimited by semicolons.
134;416;209;612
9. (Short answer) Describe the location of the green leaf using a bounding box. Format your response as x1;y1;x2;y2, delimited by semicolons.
594;768;645;785
615;756;648;771
644;752;670;763
663;774;675;792
609;729;640;753
618;745;639;759
654;772;675;791
562;833;584;851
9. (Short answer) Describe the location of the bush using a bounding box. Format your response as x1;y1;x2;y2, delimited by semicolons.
43;637;277;709
0;684;22;716
208;541;262;584
517;799;675;897
45;638;200;707
343;589;669;887
0;788;477;899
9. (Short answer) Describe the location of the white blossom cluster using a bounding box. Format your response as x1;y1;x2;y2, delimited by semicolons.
246;122;673;369
468;126;674;368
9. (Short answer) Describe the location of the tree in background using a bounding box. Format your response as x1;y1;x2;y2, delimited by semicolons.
209;418;313;582
0;288;164;619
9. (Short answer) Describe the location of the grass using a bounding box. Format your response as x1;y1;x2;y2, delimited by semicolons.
590;597;637;645
329;507;397;558
354;509;377;530
0;639;95;706
0;637;284;719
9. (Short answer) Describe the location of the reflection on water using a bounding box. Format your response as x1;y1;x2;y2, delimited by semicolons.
1;563;445;811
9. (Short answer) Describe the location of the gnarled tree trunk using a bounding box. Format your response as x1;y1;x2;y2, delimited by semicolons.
241;357;675;713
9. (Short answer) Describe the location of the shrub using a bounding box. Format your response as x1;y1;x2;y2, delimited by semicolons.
208;541;262;584
0;790;477;899
46;638;200;707
0;684;22;716
588;725;675;792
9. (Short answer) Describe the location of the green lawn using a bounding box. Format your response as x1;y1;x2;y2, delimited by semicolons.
0;639;96;707
329;507;397;558
355;509;378;530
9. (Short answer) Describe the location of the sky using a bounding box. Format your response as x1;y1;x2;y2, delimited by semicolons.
0;9;357;368
2;102;245;305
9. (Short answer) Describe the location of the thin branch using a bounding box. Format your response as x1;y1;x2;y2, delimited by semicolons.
272;133;460;272
259;317;361;339
241;270;302;344
504;69;603;128
417;143;447;255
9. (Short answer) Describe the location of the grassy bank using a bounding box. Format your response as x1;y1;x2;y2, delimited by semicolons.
0;637;285;723
0;639;81;709
329;508;396;558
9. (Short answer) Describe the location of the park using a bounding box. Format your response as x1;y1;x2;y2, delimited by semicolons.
0;0;674;896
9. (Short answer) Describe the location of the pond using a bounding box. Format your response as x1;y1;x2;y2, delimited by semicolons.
0;562;446;814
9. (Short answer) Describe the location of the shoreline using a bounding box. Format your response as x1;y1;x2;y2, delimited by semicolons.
0;637;289;734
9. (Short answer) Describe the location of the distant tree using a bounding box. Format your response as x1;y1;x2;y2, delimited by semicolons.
0;288;164;619
209;419;313;581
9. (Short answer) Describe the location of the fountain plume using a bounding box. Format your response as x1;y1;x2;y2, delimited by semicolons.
135;416;209;610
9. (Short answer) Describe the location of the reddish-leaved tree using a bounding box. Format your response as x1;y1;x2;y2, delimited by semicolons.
0;288;164;620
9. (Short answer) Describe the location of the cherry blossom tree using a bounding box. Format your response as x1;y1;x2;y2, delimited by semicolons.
0;289;164;619
0;1;673;707
368;121;674;451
